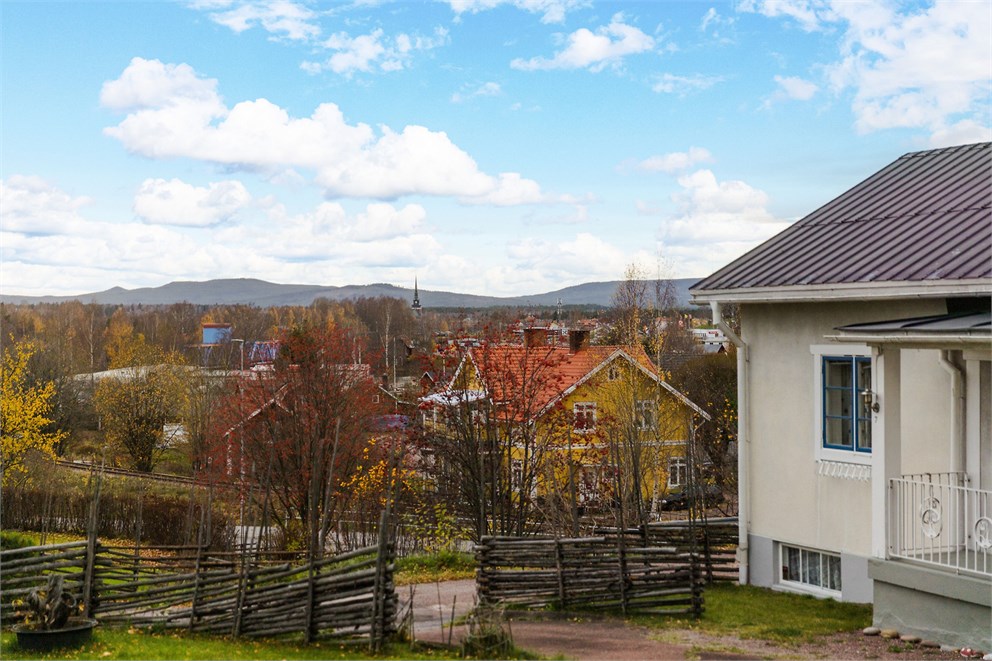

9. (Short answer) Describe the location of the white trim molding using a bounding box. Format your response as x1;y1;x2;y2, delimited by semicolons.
691;279;992;305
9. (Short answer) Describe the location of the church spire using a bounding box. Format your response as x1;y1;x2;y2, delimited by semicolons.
411;276;422;316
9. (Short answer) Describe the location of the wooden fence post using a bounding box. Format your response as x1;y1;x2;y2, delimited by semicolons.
304;556;317;643
616;531;628;616
476;537;489;605
188;491;207;631
554;538;567;609
370;508;389;652
82;464;103;617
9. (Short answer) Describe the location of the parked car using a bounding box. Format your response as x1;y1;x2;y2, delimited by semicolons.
660;484;723;511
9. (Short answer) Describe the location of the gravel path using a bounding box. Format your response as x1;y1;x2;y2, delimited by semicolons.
403;580;971;660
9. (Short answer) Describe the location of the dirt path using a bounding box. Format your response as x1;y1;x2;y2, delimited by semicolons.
403;580;968;660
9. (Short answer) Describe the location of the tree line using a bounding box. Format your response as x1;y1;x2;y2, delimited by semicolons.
1;278;738;551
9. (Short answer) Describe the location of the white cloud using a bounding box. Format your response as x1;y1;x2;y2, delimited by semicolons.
772;74;818;100
241;201;441;265
302;27;449;76
0;176;93;234
133;178;252;227
630;147;713;174
0;176;457;296
102;58;554;204
194;0;320;41
447;0;586;24
827;0;992;140
657;169;792;276
700;6;735;35
650;72;723;95
351;203;427;241
700;7;718;31
100;58;223;112
927;119;992;149
745;1;991;142
465;172;546;206
511;14;655;72
0;178;226;295
490;232;650;293
737;0;832;32
451;81;502;103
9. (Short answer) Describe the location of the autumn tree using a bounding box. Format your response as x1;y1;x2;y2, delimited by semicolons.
209;325;384;553
418;328;571;539
669;352;738;511
608;264;650;347
181;368;227;472
93;336;188;472
1;340;65;485
353;296;419;380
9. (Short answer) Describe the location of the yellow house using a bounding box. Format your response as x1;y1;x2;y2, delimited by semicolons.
421;328;710;520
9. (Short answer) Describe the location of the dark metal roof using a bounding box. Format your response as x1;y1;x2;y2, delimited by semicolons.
836;310;991;335
692;142;992;292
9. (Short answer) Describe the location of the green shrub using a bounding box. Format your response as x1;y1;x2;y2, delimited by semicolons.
0;529;37;551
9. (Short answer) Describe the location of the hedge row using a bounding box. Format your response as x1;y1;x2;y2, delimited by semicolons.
1;485;234;550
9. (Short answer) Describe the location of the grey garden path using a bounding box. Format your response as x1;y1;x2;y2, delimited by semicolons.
402;579;715;660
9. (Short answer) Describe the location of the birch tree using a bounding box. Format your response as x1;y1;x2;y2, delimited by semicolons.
0;341;65;485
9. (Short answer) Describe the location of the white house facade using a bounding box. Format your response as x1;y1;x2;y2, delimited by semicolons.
691;142;992;649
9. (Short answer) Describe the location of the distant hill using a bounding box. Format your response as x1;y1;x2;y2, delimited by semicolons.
0;277;701;309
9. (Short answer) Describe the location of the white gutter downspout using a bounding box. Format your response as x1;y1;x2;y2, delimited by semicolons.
937;350;966;475
711;301;750;585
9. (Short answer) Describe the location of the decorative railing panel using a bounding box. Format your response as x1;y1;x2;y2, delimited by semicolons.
889;473;992;576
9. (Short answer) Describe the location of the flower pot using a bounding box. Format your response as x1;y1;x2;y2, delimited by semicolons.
13;617;97;651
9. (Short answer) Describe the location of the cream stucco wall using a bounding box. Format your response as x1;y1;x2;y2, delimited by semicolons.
742;299;951;559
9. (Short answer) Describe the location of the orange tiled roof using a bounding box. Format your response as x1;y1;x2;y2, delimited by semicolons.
466;342;661;417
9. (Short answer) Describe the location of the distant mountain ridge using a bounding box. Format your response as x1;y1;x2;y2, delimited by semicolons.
0;277;700;308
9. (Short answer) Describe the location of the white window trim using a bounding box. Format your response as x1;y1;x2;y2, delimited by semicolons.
777;543;842;599
668;456;687;488
635;399;656;431
810;344;871;467
573;401;597;432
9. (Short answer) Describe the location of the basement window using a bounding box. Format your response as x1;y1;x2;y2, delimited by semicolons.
780;544;841;595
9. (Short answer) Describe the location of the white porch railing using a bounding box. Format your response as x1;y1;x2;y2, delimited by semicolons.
889;473;992;577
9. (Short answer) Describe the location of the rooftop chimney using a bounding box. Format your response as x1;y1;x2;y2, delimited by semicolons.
524;327;548;348
568;329;590;354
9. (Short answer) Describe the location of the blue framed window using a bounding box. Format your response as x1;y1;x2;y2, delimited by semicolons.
822;356;872;453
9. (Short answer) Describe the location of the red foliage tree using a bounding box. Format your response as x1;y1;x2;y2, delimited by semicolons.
208;325;384;553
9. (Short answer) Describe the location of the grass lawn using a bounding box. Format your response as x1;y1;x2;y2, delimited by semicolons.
395;551;475;585
0;628;460;661
639;582;872;644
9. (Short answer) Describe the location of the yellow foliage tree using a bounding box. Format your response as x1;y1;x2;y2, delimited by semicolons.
94;335;188;472
1;341;65;485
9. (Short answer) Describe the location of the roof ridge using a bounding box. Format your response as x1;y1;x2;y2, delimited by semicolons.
899;141;991;159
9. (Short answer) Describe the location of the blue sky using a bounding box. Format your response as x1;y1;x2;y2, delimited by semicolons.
2;0;990;298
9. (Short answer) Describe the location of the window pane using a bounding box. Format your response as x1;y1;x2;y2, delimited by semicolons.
856;359;871;392
825;359;852;388
858;419;872;451
784;546;800;582
858;391;872;420
827;554;842;591
825;387;852;417
804;549;821;586
825;417;852;448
